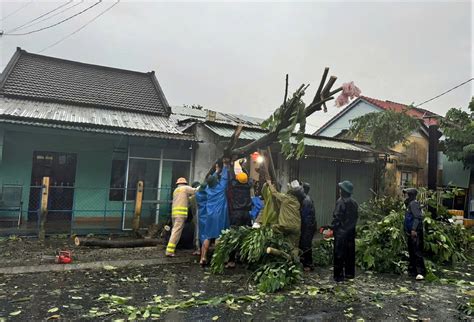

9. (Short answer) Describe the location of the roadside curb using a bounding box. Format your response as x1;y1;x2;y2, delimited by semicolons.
0;256;195;275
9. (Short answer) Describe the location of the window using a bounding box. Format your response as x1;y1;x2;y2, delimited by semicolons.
400;171;414;188
109;160;126;201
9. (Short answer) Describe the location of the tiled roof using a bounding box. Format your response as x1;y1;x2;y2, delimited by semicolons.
0;97;194;141
360;96;439;126
0;48;170;116
314;95;440;135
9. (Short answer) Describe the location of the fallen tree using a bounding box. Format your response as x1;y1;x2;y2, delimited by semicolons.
211;226;302;293
226;69;349;160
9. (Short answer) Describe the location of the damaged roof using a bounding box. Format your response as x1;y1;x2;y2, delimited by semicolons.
171;105;263;129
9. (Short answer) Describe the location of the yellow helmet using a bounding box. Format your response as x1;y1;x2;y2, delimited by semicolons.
176;177;188;185
236;172;248;184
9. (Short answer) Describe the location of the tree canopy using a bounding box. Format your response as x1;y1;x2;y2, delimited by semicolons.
348;109;420;150
440;97;474;168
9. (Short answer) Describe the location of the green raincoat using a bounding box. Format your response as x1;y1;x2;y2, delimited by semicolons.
262;183;301;248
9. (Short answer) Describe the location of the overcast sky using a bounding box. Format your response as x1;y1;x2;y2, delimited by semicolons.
1;1;472;132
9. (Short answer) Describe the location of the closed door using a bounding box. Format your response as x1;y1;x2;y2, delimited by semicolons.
28;151;77;233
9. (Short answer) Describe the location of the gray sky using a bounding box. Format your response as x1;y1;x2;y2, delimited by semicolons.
1;1;472;133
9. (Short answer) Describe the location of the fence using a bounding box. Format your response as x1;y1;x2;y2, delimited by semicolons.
0;178;174;237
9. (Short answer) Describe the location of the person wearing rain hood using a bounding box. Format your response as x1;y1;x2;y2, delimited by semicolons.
266;179;304;249
226;167;253;268
403;188;426;281
200;158;230;266
331;180;358;282
299;182;316;271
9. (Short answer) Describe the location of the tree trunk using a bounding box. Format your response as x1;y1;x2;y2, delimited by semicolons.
38;177;50;242
74;237;160;248
266;247;291;260
131;180;144;235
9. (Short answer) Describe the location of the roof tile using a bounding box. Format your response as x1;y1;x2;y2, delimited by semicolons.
0;49;170;116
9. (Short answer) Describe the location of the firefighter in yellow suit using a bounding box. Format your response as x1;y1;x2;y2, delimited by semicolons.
166;177;197;257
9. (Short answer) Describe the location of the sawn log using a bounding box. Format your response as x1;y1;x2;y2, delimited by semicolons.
74;237;160;248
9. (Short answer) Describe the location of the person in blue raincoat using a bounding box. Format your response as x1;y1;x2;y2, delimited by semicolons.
195;183;208;250
200;158;230;266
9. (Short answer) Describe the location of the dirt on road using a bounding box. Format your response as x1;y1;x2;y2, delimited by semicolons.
0;256;472;321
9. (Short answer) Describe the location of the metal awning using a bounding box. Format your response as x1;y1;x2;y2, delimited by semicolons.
0;97;195;141
204;124;374;153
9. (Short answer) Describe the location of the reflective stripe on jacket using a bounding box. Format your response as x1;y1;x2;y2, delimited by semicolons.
172;185;196;217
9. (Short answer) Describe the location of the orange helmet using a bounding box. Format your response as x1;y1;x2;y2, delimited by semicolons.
176;177;188;185
236;172;248;184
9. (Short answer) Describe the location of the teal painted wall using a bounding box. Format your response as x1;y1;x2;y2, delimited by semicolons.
0;124;193;233
441;153;471;188
0;125;124;225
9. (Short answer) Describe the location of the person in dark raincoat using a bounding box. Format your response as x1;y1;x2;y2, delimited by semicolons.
403;188;426;280
331;180;358;282
200;159;230;266
226;168;253;268
299;182;316;271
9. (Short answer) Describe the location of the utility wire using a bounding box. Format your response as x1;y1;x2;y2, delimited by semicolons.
38;0;120;54
13;0;86;32
415;78;474;107
0;1;33;22
4;1;103;36
5;1;73;33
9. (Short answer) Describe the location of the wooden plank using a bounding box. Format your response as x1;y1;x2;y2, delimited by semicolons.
39;177;50;242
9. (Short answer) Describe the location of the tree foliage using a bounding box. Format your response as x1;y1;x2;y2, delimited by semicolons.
354;194;472;274
348;109;420;150
261;87;307;159
211;226;302;292
440;97;474;167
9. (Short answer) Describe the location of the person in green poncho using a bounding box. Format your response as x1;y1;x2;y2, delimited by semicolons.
265;179;304;248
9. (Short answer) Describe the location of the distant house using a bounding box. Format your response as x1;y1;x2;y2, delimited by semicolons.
315;96;471;198
173;105;380;226
0;48;195;235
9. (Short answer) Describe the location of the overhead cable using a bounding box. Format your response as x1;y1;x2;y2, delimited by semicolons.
4;1;103;36
415;78;474;107
5;1;73;33
38;0;120;53
13;0;86;32
0;1;33;22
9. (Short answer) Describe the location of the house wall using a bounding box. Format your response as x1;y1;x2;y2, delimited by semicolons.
0;124;193;234
188;125;376;227
192;124;226;182
299;157;375;226
386;130;429;195
317;101;432;196
0;125;124;232
317;101;380;137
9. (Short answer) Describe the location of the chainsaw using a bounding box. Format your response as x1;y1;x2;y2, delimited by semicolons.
55;250;72;264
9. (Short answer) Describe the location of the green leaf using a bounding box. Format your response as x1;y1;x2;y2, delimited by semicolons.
9;310;21;316
47;307;59;313
46;315;60;320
